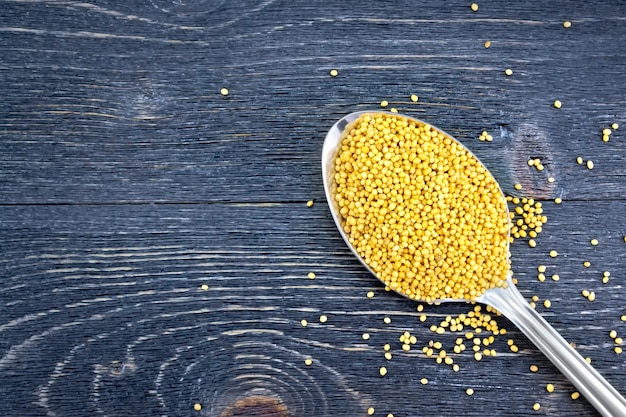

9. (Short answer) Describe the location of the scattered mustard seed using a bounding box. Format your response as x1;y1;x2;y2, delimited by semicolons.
380;100;389;108
505;68;513;76
368;407;375;415
379;366;388;376
548;177;555;183
514;183;523;190
194;403;202;411
615;347;623;354
552;274;560;282
484;40;491;48
576;156;584;164
308;272;316;279
586;160;594;170
200;284;209;291
549;250;558;258
563;21;572;28
571;391;580;400
466;388;475;396
420;378;429;385
538;265;547;273
301;319;308;327
528;239;537;248
583;261;591;267
553;100;562;109
546;383;554;393
306;200;314;207
384;317;392;324
320;315;328;323
304;358;313;366
544;299;552;308
220;88;229;96
533;403;541;411
411;94;419;102
471;3;479;12
590;239;598;246
615;337;623;345
530;365;539;372
554;197;562;204
367;291;375;298
385;352;392;360
362;333;370;340
330;69;338;77
612;123;619;130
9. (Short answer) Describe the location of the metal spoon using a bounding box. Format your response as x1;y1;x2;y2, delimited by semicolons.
322;111;626;417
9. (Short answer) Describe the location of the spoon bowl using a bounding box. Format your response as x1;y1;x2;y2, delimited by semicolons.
322;111;626;417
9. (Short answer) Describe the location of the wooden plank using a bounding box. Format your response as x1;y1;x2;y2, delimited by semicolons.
1;1;625;204
1;201;624;416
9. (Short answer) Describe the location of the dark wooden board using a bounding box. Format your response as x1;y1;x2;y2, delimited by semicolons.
1;1;626;416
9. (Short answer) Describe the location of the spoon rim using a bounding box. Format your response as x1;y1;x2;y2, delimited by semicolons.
321;110;513;304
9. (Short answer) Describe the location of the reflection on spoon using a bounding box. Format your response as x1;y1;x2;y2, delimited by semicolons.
322;111;626;417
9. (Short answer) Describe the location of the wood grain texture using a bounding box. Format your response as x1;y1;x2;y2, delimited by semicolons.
1;1;625;416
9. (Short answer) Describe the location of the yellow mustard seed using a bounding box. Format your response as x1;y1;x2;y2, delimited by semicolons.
362;332;370;340
307;200;314;207
466;388;475;395
379;366;388;376
380;100;389;108
194;403;202;411
220;88;229;96
411;94;419;102
527;159;535;167
200;284;209;291
390;108;398;113
548;177;555;183
402;344;410;351
308;272;316;279
603;135;610;143
384;317;391;324
338;110;511;302
553;100;562;109
616;347;623;354
583;261;591;267
549;250;558;258
320;315;328;323
602;276;610;284
471;3;479;12
301;319;308;327
510;345;519;353
563;20;571;28
421;378;429;385
533;403;541;411
387;414;394;417
417;304;424;312
529;239;537;248
385;352;392;360
530;365;538;372
551;274;560;282
368;407;375;415
603;271;610;277
571;391;580;400
587;160;594;170
588;292;596;301
505;68;513;76
474;352;483;361
546;383;554;393
544;299;552;308
330;69;338;77
304;358;313;366
615;337;623;345
590;239;598;246
554;197;562;204
531;295;539;302
538;265;546;273
576;156;583;164
612;123;619;130
453;364;460;372
484;40;491;48
383;343;391;351
622;315;626;322
514;183;522;190
582;289;590;297
420;314;427;322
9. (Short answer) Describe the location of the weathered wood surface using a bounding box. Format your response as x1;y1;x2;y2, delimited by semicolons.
1;1;625;416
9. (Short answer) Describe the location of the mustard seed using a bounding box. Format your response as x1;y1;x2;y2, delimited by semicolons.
554;197;562;204
612;123;619;130
505;68;513;76
514;183;522;190
220;88;229;96
379;366;388;376
553;100;562;109
307;200;314;207
538;265;546;273
583;261;591;267
384;317;391;324
587;160;594;169
385;352;392;360
551;274;560;282
549;250;558;258
616;347;623;354
471;3;479;12
308;272;316;279
380;100;389;108
533;403;541;411
615;337;623;345
420;378;429;385
367;291;375;298
546;383;554;393
362;333;370;340
544;300;551;308
330;69;338;77
466;388;475;395
563;21;571;28
548;177;555;183
301;319;308;327
528;239;537;248
590;239;598;246
305;358;313;366
530;365;538;372
200;284;209;291
411;94;419;102
484;40;491;48
194;403;202;411
368;407;375;415
320;315;328;323
571;391;580;400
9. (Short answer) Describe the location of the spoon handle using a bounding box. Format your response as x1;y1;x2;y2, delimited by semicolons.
481;284;626;417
